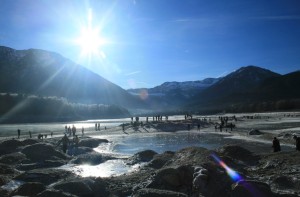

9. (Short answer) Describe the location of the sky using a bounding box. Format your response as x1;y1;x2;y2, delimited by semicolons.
0;0;300;89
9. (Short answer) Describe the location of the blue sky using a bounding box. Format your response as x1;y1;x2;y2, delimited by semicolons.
0;0;300;89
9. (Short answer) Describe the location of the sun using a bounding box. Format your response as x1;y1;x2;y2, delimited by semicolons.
75;9;106;58
77;26;103;56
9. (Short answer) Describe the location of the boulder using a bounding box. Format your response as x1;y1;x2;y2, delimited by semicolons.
147;151;174;169
0;164;16;174
21;143;68;162
127;150;158;165
133;188;188;197
0;139;24;155
92;177;109;197
22;139;39;146
52;178;94;197
231;180;274;197
248;129;263;135
217;145;260;165
0;188;10;197
78;138;108;148
147;168;181;191
15;168;75;185
12;182;46;196
272;176;295;189
0;152;28;165
36;189;77;197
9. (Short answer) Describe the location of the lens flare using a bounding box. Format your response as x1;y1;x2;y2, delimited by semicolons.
139;89;148;100
211;153;242;182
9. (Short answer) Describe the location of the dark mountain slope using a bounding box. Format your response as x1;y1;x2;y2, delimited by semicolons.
253;70;300;100
0;46;145;108
185;66;283;111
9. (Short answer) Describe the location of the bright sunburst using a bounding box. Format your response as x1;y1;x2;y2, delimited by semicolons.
76;9;106;58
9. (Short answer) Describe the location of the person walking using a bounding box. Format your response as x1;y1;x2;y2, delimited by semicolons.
59;134;70;154
272;137;281;152
293;135;300;151
17;129;21;139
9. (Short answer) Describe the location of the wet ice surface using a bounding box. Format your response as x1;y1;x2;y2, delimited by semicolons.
59;160;143;177
67;131;294;178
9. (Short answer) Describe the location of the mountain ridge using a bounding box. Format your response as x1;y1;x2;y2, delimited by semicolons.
0;46;145;109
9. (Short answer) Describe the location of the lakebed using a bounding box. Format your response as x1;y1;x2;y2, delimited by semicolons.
0;112;299;196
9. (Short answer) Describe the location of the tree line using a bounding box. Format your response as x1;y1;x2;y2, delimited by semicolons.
0;93;130;123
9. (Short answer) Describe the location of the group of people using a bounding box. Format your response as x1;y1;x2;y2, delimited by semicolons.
17;129;53;139
58;134;80;154
272;135;300;152
65;125;85;136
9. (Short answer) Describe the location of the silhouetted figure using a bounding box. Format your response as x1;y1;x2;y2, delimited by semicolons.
293;135;300;151
29;131;32;138
122;123;125;132
17;129;20;139
72;125;76;136
272;137;281;152
98;123;100;131
95;123;97;131
197;124;200;131
60;134;70;154
38;134;43;139
82;127;84;136
51;132;53;138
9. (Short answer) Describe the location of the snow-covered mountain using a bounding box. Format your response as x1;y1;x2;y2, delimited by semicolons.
128;78;220;98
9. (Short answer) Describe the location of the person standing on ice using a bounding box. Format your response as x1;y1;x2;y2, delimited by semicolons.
293;135;300;151
272;137;281;152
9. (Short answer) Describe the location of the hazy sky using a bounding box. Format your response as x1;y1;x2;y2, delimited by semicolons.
1;0;300;89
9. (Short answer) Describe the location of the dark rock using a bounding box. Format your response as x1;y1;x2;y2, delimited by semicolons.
78;138;108;148
92;177;109;197
164;147;211;167
133;188;188;197
36;189;78;197
0;188;10;197
273;176;295;189
69;152;104;165
147;168;181;190
248;129;263;135
231;180;274;197
0;164;16;174
21;143;68;162
22;139;39;146
127;150;158;165
15;168;75;185
0;175;10;186
217;145;260;165
0;139;24;155
0;152;28;165
12;182;46;196
147;151;175;169
52;178;94;197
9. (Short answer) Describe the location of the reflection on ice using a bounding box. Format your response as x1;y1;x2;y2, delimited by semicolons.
1;180;24;191
60;159;142;178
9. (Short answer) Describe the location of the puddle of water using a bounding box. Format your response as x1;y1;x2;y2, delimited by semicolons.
60;159;143;177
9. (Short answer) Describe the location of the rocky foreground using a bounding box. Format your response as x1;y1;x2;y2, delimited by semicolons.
0;135;299;197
